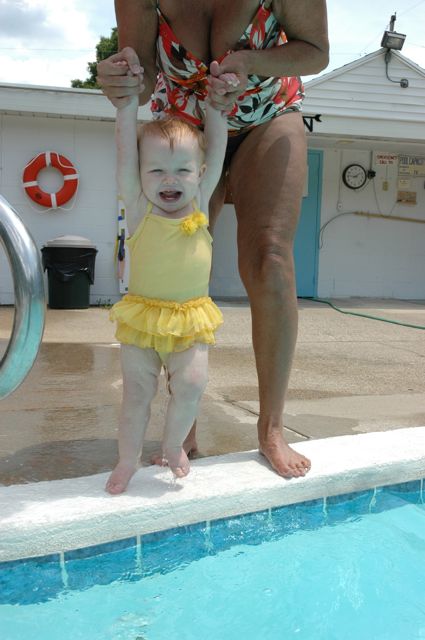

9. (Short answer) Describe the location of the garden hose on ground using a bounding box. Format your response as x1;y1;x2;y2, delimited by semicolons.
299;297;425;331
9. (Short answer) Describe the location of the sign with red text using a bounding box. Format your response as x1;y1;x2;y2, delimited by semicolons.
373;152;398;165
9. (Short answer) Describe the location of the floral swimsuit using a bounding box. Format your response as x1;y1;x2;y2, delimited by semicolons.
151;0;305;135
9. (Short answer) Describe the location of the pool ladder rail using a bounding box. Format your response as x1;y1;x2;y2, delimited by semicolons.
0;194;45;399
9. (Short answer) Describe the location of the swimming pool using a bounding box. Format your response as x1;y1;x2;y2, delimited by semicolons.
1;429;425;639
1;478;425;640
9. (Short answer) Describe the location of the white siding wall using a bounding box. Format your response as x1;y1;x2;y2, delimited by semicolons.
210;204;245;298
212;144;425;301
317;146;425;299
305;51;425;123
0;113;120;305
1;62;425;305
0;110;245;306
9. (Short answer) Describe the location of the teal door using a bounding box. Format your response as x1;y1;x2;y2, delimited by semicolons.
294;149;322;297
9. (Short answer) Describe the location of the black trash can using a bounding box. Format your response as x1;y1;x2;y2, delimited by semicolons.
41;235;97;309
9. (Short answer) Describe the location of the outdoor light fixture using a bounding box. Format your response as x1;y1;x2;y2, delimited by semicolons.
381;13;406;50
381;13;409;88
381;30;406;50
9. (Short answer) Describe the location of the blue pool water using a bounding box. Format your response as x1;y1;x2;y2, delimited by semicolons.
1;480;425;640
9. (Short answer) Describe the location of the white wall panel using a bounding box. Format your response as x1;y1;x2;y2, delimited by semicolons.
210;204;246;299
2;62;425;305
0;114;121;305
317;147;425;299
305;50;425;123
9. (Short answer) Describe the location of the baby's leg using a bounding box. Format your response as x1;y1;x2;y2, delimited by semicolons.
106;344;162;494
162;344;208;477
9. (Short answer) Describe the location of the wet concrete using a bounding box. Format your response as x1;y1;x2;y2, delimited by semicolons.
0;298;424;486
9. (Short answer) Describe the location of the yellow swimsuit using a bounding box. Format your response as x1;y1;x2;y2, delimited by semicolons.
110;202;223;353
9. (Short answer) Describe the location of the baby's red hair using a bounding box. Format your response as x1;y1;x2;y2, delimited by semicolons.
138;116;206;157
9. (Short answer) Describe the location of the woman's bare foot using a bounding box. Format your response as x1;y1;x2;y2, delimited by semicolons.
259;425;311;479
162;445;190;478
105;461;138;494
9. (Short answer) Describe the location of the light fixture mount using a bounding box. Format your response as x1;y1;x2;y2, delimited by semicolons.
381;14;408;88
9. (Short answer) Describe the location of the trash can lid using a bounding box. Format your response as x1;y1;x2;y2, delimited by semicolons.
44;235;97;248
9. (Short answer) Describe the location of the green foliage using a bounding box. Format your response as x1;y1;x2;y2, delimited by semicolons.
71;27;118;89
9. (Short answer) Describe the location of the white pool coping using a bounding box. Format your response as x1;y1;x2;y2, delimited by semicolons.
1;428;424;562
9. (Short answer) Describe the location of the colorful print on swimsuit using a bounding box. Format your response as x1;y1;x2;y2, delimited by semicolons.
151;1;304;133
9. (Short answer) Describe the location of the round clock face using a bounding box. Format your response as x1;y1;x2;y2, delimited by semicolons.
342;164;367;189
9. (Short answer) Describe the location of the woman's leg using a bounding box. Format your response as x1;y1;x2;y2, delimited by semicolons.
106;344;162;494
162;344;209;477
228;112;311;478
179;174;227;456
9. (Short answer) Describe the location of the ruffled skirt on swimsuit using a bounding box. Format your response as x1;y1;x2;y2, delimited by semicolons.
110;294;223;353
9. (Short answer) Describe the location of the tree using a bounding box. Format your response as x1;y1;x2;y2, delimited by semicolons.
71;28;118;89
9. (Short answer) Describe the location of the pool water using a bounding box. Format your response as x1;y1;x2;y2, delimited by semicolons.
1;481;425;640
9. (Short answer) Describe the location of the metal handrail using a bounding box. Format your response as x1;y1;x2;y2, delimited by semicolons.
0;195;45;399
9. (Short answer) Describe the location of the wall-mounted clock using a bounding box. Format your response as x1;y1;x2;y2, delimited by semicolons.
342;164;368;190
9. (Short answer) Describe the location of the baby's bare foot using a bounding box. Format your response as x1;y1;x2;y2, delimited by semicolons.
105;461;138;495
162;446;190;478
151;432;198;466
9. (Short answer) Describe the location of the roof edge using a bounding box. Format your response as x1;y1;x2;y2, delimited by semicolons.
0;81;102;95
304;48;425;89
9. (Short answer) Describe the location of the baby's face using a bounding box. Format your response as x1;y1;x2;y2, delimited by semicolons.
140;134;205;212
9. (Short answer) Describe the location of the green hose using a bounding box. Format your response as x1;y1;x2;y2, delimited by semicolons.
300;297;425;330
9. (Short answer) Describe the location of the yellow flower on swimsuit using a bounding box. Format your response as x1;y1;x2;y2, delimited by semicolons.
180;211;208;236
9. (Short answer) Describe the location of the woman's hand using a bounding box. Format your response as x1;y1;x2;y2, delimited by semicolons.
97;47;145;108
208;52;250;113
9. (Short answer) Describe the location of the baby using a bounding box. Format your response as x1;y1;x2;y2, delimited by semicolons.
107;63;236;494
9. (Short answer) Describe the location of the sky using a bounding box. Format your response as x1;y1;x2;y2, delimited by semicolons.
1;0;425;88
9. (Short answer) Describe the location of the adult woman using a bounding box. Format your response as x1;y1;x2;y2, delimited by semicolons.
98;0;329;478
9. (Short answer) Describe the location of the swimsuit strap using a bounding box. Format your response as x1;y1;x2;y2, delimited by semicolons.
145;200;202;217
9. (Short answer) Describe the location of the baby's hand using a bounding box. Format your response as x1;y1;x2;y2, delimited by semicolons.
113;60;144;79
97;47;144;108
206;72;239;114
219;72;240;89
112;60;144;109
208;61;244;114
206;73;240;116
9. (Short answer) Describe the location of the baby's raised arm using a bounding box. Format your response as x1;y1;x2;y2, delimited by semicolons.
199;69;237;209
115;62;145;233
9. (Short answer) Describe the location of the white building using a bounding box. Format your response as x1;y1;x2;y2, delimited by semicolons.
303;49;425;299
0;48;424;305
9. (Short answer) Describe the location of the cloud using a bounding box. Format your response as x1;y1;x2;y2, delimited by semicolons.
1;0;424;88
0;0;51;39
73;0;116;36
0;0;95;48
0;0;110;86
0;51;91;86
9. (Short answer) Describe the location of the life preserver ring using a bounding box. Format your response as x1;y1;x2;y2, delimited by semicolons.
22;152;79;209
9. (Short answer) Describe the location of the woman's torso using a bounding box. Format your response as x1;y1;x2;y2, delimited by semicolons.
127;210;213;302
155;0;274;64
152;0;304;133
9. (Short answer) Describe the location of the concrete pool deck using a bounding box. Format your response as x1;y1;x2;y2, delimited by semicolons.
0;298;424;560
1;428;424;561
0;298;424;485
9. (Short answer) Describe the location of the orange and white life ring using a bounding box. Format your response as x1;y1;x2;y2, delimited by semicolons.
22;152;79;209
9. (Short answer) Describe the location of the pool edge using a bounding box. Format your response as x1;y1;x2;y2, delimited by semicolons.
1;427;424;561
